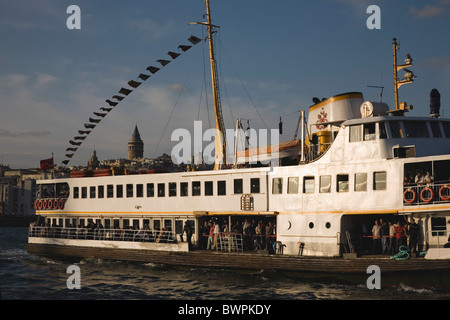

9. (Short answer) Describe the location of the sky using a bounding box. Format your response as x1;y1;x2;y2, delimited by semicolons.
0;0;449;168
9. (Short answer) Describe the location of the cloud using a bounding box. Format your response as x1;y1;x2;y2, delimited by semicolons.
423;56;450;69
409;1;450;18
127;19;178;41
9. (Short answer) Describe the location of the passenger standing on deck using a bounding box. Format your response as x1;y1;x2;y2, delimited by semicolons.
213;221;220;249
206;221;215;250
415;172;423;184
380;219;389;254
394;221;406;253
389;221;396;254
183;221;193;250
407;218;419;254
423;172;434;184
371;220;381;254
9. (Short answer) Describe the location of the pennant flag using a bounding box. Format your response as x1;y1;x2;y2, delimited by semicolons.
65;153;74;158
69;140;82;146
84;123;96;129
105;99;118;107
157;59;170;66
40;157;54;170
100;107;112;112
147;66;160;74
119;88;133;95
188;35;201;45
138;73;150;81
62;160;69;165
74;136;87;140
178;45;191;52
128;80;142;88
93;112;107;117
66;147;78;152
168;51;181;59
112;95;125;101
78;130;91;135
89;118;101;123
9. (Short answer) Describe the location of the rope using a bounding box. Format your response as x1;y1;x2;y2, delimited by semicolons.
390;245;410;260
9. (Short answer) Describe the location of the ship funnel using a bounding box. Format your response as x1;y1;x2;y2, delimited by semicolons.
430;88;440;118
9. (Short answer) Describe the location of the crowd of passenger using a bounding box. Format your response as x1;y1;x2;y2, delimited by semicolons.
197;218;276;253
370;217;421;255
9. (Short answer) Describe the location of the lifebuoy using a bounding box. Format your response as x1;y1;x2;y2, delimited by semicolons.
58;199;64;210
34;200;39;210
37;199;42;210
47;199;53;210
42;199;48;210
439;185;450;201
420;187;434;203
403;188;416;204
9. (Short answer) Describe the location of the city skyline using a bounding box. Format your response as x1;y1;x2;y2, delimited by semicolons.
1;0;449;168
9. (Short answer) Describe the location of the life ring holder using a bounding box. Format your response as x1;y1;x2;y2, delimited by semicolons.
36;199;43;210
58;198;65;210
47;199;53;210
42;199;48;210
403;188;416;204
420;186;434;203
439;185;450;201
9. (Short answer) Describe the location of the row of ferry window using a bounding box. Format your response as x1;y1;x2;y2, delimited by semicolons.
71;171;387;199
349;120;450;142
72;178;261;199
272;171;387;194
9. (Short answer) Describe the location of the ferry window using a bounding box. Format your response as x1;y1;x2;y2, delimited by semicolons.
98;185;104;198
147;183;154;197
107;185;114;198
136;184;143;198
217;180;226;196
443;122;450;138
169;182;177;197
272;178;283;194
104;219;111;229
113;219;120;228
354;173;367;192
404;121;429;138
337;174;349;192
192;181;201;196
430;122;442;138
81;187;87;199
158;183;165;197
153;219;161;230
434;160;450;182
164;219;172;231
319;175;331;193
234;179;243;194
132;219;140;229
389;121;404;138
123;219;130;228
126;184;133;198
180;182;188;197
56;183;70;199
373;172;387;190
143;219;150;228
349;125;362;142
303;176;315;194
250;178;260;193
90;186;96;198
205;181;213;196
288;177;299;194
379;122;388;139
116;185;123;198
363;123;376;141
73;187;79;199
431;217;446;236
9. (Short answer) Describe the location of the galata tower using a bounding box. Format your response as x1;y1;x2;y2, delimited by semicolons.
128;124;144;160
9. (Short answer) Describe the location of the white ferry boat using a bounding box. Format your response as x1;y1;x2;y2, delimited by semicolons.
27;1;450;273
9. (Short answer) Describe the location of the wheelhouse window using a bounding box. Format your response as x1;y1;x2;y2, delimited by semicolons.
404;121;429;138
217;180;226;196
234;179;243;194
374;171;387;190
303;176;315;194
389;121;404;138
337;174;349;192
287;177;299;194
379;122;388;139
250;178;260;193
272;178;283;194
363;123;376;141
443;122;450;138
192;181;201;196
349;125;362;142
205;181;213;196
354;173;367;192
319;175;331;193
430;122;442;138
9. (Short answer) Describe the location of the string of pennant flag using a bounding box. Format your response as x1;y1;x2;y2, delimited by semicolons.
62;35;202;166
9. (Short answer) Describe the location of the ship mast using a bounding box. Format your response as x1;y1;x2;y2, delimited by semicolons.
192;0;226;170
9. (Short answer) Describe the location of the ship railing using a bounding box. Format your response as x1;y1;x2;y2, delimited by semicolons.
28;226;177;243
426;230;449;249
216;232;243;252
403;181;450;205
307;143;332;163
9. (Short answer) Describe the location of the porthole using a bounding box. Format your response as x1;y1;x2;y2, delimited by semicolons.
309;222;314;229
325;222;331;229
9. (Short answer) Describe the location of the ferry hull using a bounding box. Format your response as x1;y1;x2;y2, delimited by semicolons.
26;242;450;274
